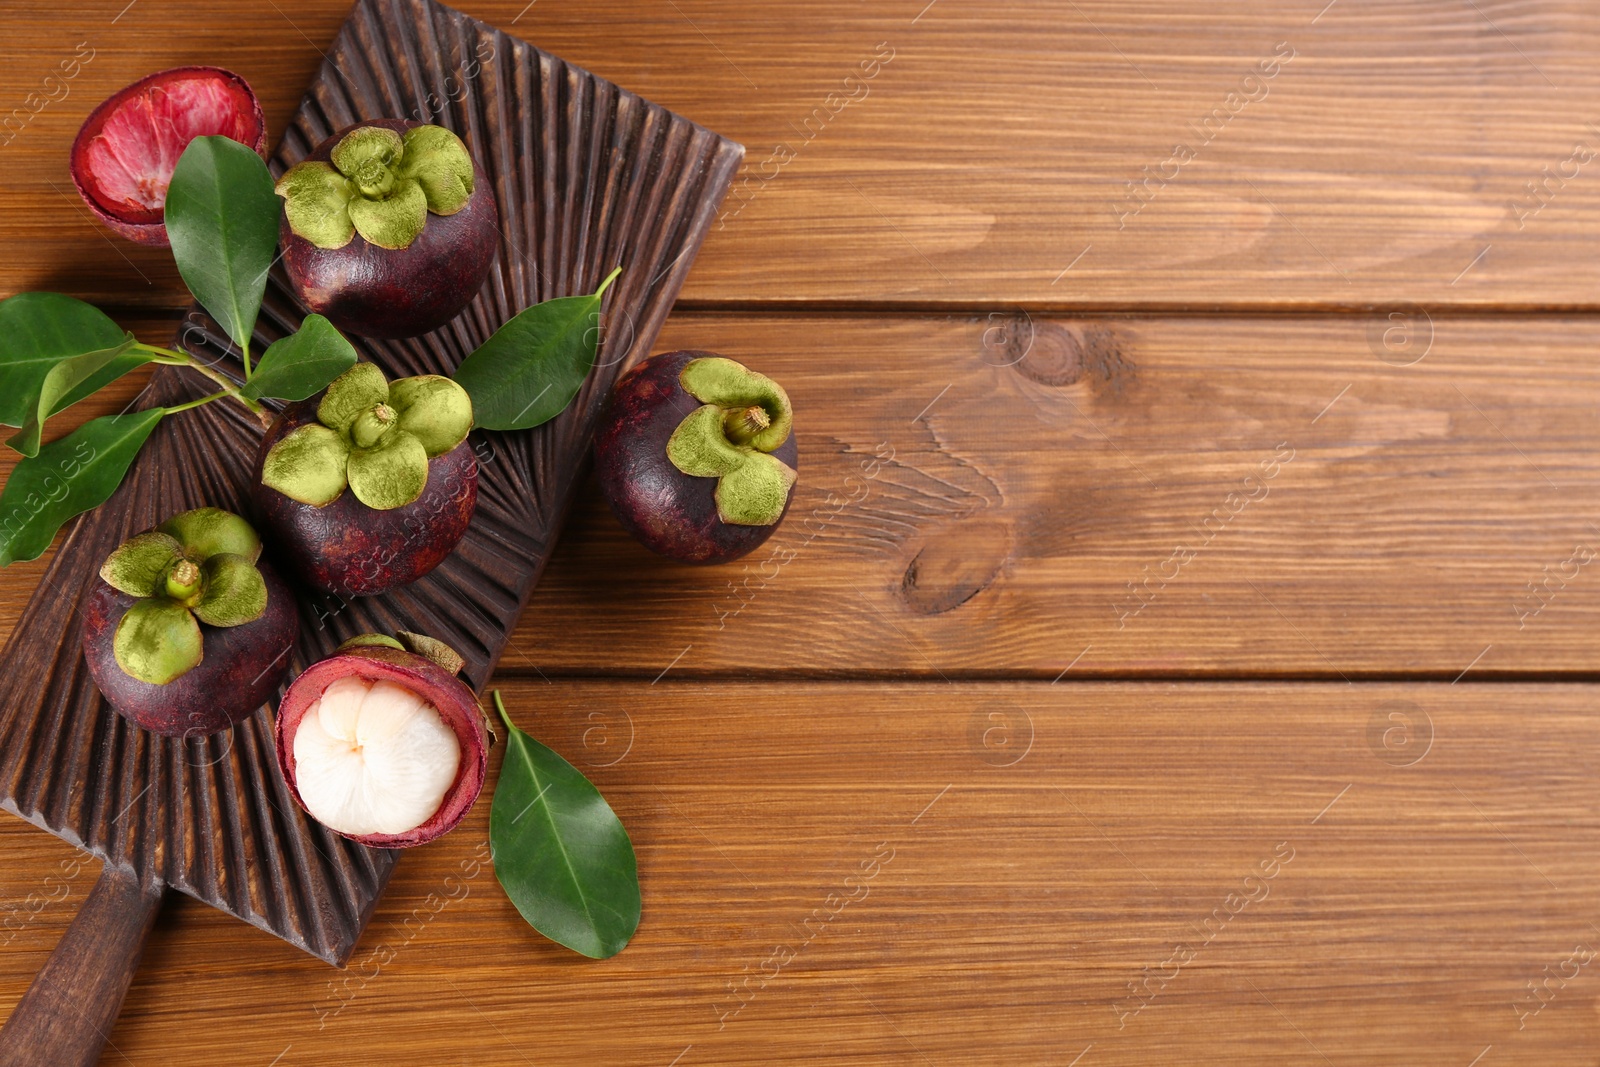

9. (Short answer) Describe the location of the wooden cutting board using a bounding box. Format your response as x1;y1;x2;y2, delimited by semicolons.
0;0;740;1062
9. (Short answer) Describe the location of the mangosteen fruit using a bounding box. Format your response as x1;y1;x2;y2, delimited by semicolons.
275;632;489;848
253;361;477;597
70;66;267;247
80;507;299;737
595;351;798;564
274;120;500;339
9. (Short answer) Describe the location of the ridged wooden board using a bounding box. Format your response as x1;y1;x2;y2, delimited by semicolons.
0;0;741;966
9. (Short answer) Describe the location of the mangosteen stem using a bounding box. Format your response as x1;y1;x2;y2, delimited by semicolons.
721;405;771;447
162;391;230;416
135;344;273;429
352;405;397;449
355;158;396;199
164;558;202;600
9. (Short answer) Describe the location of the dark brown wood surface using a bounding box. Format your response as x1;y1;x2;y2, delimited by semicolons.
3;1;1599;1065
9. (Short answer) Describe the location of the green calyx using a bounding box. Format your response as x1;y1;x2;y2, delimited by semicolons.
665;357;797;527
274;124;477;251
99;508;269;686
259;362;473;511
337;630;466;675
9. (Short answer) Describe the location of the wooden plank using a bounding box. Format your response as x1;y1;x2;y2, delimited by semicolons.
6;311;1599;678
1;679;1594;1064
3;1;1600;309
515;311;1600;677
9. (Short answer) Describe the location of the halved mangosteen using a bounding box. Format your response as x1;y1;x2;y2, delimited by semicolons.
595;350;798;564
252;362;477;597
275;632;489;849
275;119;500;339
80;507;298;737
70;66;266;247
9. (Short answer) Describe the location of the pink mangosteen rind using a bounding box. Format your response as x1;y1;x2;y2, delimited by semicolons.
595;350;799;564
70;66;267;248
278;118;501;340
251;397;479;598
274;645;488;849
80;557;299;737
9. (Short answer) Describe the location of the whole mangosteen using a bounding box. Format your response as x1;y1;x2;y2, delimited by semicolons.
70;66;268;247
595;351;797;564
80;507;299;737
252;362;478;598
275;120;499;339
275;632;489;849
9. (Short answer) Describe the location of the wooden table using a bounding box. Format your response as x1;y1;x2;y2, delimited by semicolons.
4;1;1599;1063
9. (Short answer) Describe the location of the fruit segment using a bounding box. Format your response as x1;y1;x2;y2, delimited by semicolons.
292;676;463;838
275;636;489;849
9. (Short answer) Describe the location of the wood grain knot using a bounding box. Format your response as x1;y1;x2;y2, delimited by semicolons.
984;318;1131;392
897;518;1009;615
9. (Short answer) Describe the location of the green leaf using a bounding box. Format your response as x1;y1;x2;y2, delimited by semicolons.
0;409;165;567
7;335;144;457
490;691;640;959
453;267;622;431
164;136;280;353
113;598;203;685
241;315;359;402
0;293;130;427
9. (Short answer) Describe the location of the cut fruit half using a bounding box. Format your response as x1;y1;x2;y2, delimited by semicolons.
70;66;266;247
293;675;462;838
275;641;488;849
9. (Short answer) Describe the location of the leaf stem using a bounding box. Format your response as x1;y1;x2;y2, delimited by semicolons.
161;391;230;416
595;265;623;299
133;343;272;429
242;339;252;381
492;689;515;732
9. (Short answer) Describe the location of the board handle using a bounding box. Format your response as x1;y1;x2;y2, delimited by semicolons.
0;865;163;1067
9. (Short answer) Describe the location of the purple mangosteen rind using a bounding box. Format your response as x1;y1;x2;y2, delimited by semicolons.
276;119;500;339
81;556;300;738
70;66;268;248
595;350;799;565
275;641;489;849
253;400;478;599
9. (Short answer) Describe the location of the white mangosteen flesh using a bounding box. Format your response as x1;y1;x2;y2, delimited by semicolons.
291;674;461;837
